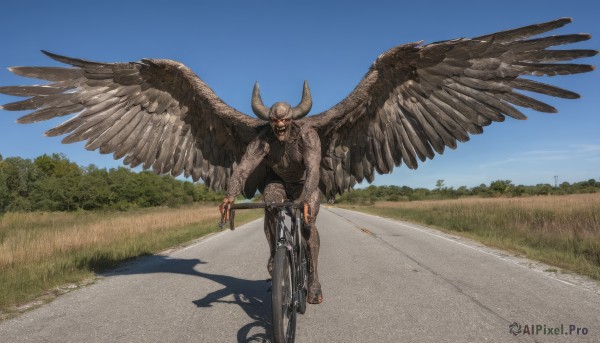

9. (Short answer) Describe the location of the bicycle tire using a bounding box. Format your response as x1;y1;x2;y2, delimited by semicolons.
297;239;309;315
272;246;296;343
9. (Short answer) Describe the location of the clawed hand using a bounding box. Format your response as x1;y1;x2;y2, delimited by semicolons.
294;200;310;225
219;197;234;224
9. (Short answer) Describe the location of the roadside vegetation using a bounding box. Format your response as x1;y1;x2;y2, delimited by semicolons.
2;153;599;314
0;153;223;214
0;152;264;316
338;194;600;281
335;178;600;204
0;204;262;316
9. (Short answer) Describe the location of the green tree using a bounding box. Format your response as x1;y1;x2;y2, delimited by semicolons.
0;166;9;213
78;167;113;210
471;183;490;197
27;154;82;211
2;157;40;211
532;183;552;195
456;186;470;197
490;180;513;196
435;179;445;190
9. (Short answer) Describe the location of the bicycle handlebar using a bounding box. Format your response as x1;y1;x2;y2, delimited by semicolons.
228;201;304;210
219;201;309;230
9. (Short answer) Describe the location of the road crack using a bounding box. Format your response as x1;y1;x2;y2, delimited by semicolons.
325;207;514;326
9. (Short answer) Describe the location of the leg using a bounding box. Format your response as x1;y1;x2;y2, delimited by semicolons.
304;188;323;304
262;182;286;275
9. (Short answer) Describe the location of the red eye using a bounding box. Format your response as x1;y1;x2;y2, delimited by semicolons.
271;118;288;124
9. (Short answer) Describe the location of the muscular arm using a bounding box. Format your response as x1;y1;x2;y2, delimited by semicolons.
225;137;269;200
299;127;321;202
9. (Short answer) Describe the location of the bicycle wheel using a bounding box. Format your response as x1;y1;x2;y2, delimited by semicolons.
297;240;309;315
272;246;296;343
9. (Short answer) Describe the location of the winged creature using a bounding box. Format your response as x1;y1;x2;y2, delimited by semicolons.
1;18;597;304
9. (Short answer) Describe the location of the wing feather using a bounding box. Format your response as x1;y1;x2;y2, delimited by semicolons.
305;18;597;199
112;110;152;159
0;85;69;96
63;101;128;144
1;52;265;191
84;105;130;150
508;79;579;99
8;66;83;81
172;132;191;177
472;17;572;42
94;105;142;153
496;93;557;113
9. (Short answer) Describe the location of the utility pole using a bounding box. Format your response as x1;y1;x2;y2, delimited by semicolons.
554;175;558;188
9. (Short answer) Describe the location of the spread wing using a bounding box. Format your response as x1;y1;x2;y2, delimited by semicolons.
0;51;267;196
304;18;597;199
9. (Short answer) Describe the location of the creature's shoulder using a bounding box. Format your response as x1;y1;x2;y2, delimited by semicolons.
297;122;320;146
293;122;319;138
246;125;273;153
253;125;274;142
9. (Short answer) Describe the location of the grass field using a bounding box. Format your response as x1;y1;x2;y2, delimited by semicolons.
0;204;262;316
339;193;600;281
3;194;598;318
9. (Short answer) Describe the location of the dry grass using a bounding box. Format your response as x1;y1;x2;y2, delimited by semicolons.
0;206;222;268
340;193;600;280
375;193;600;210
0;204;262;313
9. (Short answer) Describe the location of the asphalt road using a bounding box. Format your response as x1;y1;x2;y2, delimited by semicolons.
1;207;599;342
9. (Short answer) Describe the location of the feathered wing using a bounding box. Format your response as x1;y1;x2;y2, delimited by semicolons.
304;18;597;199
0;51;267;196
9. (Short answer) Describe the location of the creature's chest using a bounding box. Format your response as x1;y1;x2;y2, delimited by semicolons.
266;139;304;172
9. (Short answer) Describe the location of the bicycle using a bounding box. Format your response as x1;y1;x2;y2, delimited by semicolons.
220;201;311;343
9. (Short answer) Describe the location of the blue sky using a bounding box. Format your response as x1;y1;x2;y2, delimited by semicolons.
0;0;598;189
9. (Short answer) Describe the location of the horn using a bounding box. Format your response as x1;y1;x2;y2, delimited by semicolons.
292;80;312;119
251;82;270;120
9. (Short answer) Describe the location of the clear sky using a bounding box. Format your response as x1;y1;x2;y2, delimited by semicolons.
0;0;598;189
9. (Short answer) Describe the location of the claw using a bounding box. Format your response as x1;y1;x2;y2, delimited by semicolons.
307;286;323;304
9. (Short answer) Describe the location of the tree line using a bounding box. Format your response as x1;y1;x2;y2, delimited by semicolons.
335;179;600;204
2;153;598;212
0;153;224;213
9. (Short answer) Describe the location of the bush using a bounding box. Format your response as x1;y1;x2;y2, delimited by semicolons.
0;154;225;213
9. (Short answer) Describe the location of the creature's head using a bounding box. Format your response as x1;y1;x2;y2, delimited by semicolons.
251;81;312;142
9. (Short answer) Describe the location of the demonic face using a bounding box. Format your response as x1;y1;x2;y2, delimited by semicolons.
269;102;293;142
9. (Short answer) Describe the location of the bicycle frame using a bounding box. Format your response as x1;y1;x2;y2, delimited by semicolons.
222;201;308;299
220;201;310;341
273;205;308;313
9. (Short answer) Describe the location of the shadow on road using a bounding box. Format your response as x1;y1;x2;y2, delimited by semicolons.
105;255;272;343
